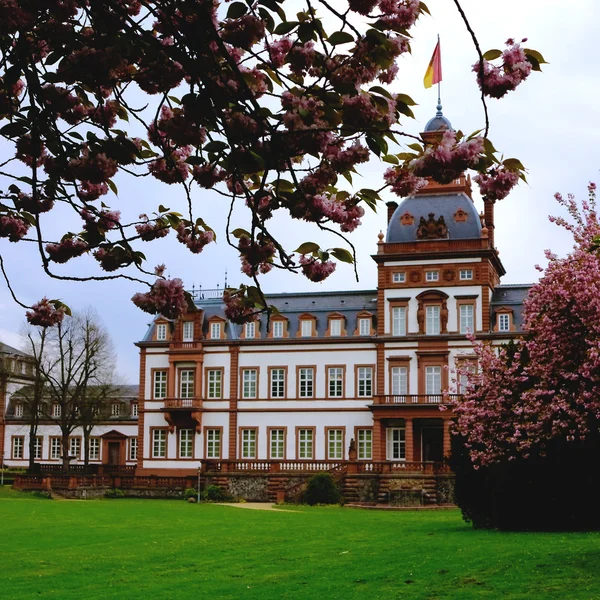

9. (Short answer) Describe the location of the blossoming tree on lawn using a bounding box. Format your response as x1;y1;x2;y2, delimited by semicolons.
0;0;544;327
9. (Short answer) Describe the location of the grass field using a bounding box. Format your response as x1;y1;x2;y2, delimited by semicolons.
1;486;599;599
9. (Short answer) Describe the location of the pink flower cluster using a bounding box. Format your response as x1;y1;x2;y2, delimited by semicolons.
16;192;54;214
148;146;191;184
474;167;520;201
26;297;65;328
342;92;397;130
221;15;265;50
15;135;47;167
136;215;170;241
46;237;89;263
148;105;206;149
176;223;215;254
0;214;30;241
131;278;188;319
68;147;118;184
411;130;484;184
384;166;427;197
238;235;276;277
325;141;370;173
223;290;258;324
299;255;336;282
378;0;421;30
192;164;227;189
473;40;533;99
93;246;133;271
267;37;293;68
81;209;121;232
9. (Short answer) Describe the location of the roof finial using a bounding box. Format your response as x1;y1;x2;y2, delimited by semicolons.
224;270;228;289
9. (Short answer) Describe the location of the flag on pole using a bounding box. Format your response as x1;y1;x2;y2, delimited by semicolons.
423;40;442;88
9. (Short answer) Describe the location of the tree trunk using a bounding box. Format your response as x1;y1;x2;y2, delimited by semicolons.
61;433;70;473
27;420;38;472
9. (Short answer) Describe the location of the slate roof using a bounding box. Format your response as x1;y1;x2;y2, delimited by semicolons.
386;192;482;243
491;284;533;331
0;342;30;357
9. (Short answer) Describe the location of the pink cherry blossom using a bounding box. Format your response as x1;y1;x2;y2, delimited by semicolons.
26;297;65;328
299;255;336;282
131;278;187;319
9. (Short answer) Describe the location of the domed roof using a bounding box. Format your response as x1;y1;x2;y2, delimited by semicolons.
386;192;482;243
424;113;452;132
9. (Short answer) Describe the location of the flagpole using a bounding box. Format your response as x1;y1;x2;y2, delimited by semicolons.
436;34;442;116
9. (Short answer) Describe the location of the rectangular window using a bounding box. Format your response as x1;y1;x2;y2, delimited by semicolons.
156;323;167;341
391;366;408;396
425;366;442;396
69;437;81;459
298;429;314;459
426;305;441;335
210;322;221;339
242;369;257;399
387;428;405;460
34;437;43;460
89;438;100;461
207;369;222;399
132;403;138;417
357;367;373;397
50;438;61;460
241;429;256;459
359;318;371;336
180;370;195;399
129;438;138;461
459;304;474;334
52;404;61;418
330;319;342;336
425;271;439;282
244;322;255;339
269;429;285;459
14;403;23;417
357;429;372;460
327;429;343;460
270;368;285;398
301;320;313;337
392;272;406;283
206;429;221;459
12;437;24;459
498;313;510;332
179;429;193;458
111;403;121;417
272;321;284;338
392;306;406;336
328;367;344;398
152;429;167;458
299;368;314;398
183;321;194;341
154;371;167;399
459;269;473;280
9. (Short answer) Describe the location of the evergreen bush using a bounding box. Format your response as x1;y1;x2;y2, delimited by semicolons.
302;474;340;506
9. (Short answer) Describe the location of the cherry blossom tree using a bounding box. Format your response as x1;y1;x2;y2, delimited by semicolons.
0;0;544;326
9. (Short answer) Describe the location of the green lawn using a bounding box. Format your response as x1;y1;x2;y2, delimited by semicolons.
1;486;599;599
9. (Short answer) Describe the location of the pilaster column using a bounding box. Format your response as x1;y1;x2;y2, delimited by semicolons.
404;417;414;462
443;417;452;458
372;417;384;461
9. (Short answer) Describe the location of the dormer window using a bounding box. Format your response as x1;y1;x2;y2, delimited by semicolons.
301;320;313;337
132;403;138;417
459;269;473;280
210;322;221;339
499;313;510;332
182;321;194;342
425;271;439;282
392;272;406;283
244;321;256;339
359;318;371;336
52;404;61;418
156;323;167;341
494;307;515;333
111;403;121;417
330;319;342;336
273;321;284;338
298;314;317;338
14;403;23;418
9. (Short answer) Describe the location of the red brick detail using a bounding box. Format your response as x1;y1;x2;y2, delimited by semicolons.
137;348;146;464
229;345;240;459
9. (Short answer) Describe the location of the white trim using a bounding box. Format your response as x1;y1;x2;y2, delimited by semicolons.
384;258;481;266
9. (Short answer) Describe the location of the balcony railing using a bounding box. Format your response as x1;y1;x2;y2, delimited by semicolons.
374;394;459;405
169;342;201;350
163;398;202;409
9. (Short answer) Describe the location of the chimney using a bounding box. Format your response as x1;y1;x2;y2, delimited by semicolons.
483;199;495;247
386;201;398;224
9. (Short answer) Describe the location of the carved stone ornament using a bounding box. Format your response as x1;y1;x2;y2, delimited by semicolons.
454;208;468;222
400;211;415;226
409;270;421;283
416;213;449;240
443;269;455;282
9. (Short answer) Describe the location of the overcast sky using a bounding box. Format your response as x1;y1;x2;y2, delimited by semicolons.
1;0;598;382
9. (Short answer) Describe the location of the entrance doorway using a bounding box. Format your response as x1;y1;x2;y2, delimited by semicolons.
108;442;121;466
386;427;406;461
421;427;443;462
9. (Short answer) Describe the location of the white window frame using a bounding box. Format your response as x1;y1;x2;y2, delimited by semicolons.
206;429;221;459
50;438;61;460
179;429;193;458
152;429;167;458
269;429;285;460
14;403;23;418
425;271;439;282
299;368;314;398
182;321;194;342
425;366;442;396
392;306;406;336
270;368;285;398
386;427;406;461
357;429;372;460
329;318;342;336
244;321;256;339
392;272;406;283
89;438;100;461
498;313;510;332
132;403;138;417
459;269;473;280
34;437;43;460
328;367;344;398
129;437;138;461
357;367;373;398
207;369;222;399
426;305;441;335
69;437;81;459
327;429;343;460
12;437;24;459
241;429;256;459
272;321;284;338
180;369;195;399
459;304;474;335
298;429;314;459
391;366;408;396
242;369;257;399
154;371;167;399
301;319;313;337
358;317;371;336
156;323;167;341
210;322;222;340
52;404;61;418
111;403;121;417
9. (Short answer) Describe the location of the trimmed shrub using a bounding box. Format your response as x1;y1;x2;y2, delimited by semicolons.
302;473;340;506
104;488;125;499
183;488;198;501
202;484;227;502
